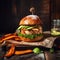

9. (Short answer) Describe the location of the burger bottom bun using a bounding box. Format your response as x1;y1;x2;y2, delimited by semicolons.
19;36;43;42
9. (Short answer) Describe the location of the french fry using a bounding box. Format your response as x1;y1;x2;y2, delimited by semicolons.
5;44;15;57
4;33;12;37
0;33;21;44
15;49;33;55
14;37;21;41
2;35;16;40
0;35;16;43
0;34;17;43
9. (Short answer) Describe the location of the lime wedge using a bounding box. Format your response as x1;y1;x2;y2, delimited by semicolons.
51;29;60;36
50;48;54;53
33;47;42;54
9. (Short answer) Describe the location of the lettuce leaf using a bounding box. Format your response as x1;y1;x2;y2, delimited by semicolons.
18;33;43;39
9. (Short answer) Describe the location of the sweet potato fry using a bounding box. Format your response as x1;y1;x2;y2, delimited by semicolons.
0;35;17;43
0;33;21;43
4;33;12;37
3;35;17;40
14;37;21;41
15;49;33;55
5;44;15;57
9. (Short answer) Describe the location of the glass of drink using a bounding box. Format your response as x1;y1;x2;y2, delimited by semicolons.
51;19;60;36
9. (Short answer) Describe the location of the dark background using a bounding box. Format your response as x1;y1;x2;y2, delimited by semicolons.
0;0;60;34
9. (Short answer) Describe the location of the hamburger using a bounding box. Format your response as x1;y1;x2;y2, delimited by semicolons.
16;15;43;42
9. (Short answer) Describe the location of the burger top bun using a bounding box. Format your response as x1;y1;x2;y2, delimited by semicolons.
19;15;42;25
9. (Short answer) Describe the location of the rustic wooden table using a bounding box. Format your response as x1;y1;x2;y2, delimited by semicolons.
0;31;60;60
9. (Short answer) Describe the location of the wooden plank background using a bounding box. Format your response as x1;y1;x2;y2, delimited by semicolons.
0;0;59;33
